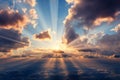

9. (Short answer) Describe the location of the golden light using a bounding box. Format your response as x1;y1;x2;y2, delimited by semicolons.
50;41;77;53
53;43;61;50
51;41;64;50
33;38;77;53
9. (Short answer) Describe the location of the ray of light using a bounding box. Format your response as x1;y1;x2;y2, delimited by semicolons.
36;6;49;31
12;0;34;37
50;0;59;39
0;35;26;45
35;0;54;32
43;58;56;78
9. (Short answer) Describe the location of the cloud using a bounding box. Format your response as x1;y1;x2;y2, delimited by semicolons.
97;32;120;51
64;27;79;44
22;8;27;13
29;9;38;19
111;24;120;32
66;0;74;4
0;29;30;52
64;0;120;44
0;1;34;53
34;30;51;41
28;9;38;28
85;32;105;44
0;1;38;29
25;0;36;7
64;0;120;28
0;8;30;52
68;31;105;50
0;9;29;32
70;30;120;53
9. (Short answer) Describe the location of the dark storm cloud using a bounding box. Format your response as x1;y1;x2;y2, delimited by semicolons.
0;10;28;31
64;0;120;43
64;27;79;44
65;0;120;27
0;29;29;52
34;30;51;40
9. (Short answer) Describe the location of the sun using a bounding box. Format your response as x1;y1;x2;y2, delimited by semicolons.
50;41;76;52
53;44;61;50
39;39;77;53
51;42;63;50
49;40;64;50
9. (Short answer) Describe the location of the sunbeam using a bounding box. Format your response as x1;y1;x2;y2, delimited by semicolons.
50;0;59;37
0;0;120;80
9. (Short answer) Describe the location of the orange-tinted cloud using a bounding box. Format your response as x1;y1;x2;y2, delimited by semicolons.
25;0;36;7
0;10;29;32
64;0;120;28
111;24;120;32
29;9;38;19
28;9;38;28
64;0;120;44
34;30;51;41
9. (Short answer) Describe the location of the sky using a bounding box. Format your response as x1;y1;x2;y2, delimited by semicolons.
0;0;120;54
21;0;69;49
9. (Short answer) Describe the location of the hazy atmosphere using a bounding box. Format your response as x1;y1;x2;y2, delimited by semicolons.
0;0;120;80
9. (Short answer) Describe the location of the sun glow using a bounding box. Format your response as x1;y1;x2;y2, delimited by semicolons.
49;41;76;53
53;44;61;50
50;41;64;50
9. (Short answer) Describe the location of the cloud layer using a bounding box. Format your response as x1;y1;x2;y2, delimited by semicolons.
0;29;29;52
97;32;120;51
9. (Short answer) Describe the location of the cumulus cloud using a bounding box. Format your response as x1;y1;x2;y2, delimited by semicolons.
0;1;34;53
28;9;38;28
29;9;38;19
25;0;36;7
64;0;120;43
111;24;120;32
0;10;29;32
64;0;120;28
0;29;30;52
34;30;51;41
0;1;38;29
